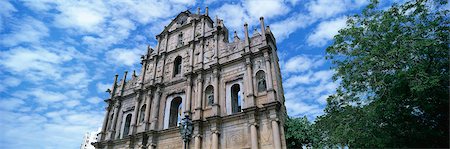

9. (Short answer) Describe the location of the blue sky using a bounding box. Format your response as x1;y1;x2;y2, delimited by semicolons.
0;0;400;148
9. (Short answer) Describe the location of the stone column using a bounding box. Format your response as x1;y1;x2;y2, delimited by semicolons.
194;74;203;120
259;17;266;37
212;68;220;116
109;102;120;139
151;36;161;83
114;107;124;139
271;119;281;149
250;123;259;149
144;91;152;130
150;87;162;130
264;51;275;102
130;94;141;134
211;130;219;149
100;105;111;140
101;105;111;132
245;58;255;107
194;134;202;149
185;75;192;115
244;23;250;53
263;51;273;90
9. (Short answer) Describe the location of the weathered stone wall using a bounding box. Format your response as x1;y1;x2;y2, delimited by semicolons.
94;10;286;149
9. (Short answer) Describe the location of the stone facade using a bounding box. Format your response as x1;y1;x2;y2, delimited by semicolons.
93;8;287;149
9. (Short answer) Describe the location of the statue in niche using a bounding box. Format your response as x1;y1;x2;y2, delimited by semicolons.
205;85;214;106
257;72;267;92
208;94;214;106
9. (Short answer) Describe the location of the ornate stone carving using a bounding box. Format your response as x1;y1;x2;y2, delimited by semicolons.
96;10;286;149
204;40;216;63
226;129;245;148
255;59;263;69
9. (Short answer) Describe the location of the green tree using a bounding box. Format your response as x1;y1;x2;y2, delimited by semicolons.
317;0;449;147
285;116;317;148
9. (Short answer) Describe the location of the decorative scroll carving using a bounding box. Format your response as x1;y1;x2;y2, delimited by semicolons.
226;129;245;148
255;59;263;69
204;40;216;63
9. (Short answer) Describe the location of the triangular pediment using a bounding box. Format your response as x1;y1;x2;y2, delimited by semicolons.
160;10;192;34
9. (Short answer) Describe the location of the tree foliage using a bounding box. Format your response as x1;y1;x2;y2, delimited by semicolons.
285;116;317;148
315;0;449;147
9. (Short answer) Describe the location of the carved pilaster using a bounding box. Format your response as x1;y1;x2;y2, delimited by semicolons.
150;87;162;130
109;101;121;140
245;56;255;108
194;74;203;120
184;74;193;115
263;49;276;103
212;67;220;116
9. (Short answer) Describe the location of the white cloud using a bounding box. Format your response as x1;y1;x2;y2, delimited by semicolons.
0;47;67;81
113;0;193;24
281;55;325;74
307;17;348;47
0;98;25;110
281;54;338;119
63;100;81;108
96;82;112;93
212;0;291;36
87;97;103;104
106;47;145;66
22;0;196;51
212;4;250;33
0;110;103;149
0;17;49;47
244;0;290;19
0;77;21;92
306;0;346;18
284;79;338;118
29;89;69;104
0;1;17;16
46;0;116;34
317;94;330;105
307;0;368;18
285;100;324;118
284;70;334;88
0;0;17;32
271;0;368;42
54;5;106;33
62;71;91;89
82;18;136;51
271;13;315;42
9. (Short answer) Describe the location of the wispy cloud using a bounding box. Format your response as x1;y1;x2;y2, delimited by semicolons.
280;55;337;119
0;17;49;47
281;55;325;74
271;0;368;42
307;17;348;47
106;47;146;66
211;0;291;35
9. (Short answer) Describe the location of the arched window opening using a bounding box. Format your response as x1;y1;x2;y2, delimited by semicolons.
123;114;132;136
256;70;267;92
231;84;242;113
174;56;182;76
169;97;182;127
139;104;146;123
205;85;214;106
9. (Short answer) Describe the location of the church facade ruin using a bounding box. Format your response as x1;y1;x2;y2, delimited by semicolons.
94;8;287;149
